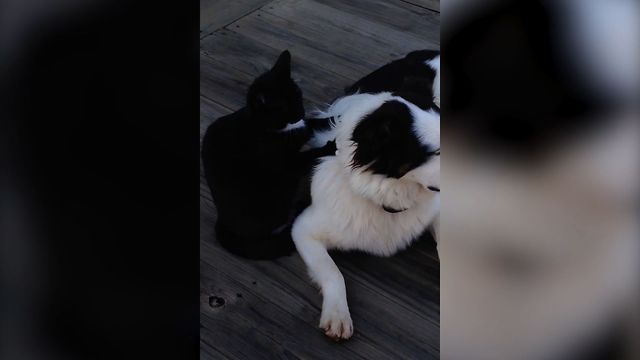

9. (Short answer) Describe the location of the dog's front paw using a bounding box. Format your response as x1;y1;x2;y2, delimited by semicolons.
319;301;353;340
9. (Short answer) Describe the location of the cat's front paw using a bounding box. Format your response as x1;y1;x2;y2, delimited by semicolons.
319;300;353;340
322;140;337;155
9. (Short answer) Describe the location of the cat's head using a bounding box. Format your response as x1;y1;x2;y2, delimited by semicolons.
247;50;305;131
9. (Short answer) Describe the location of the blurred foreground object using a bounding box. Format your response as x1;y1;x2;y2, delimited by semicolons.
441;1;639;359
1;0;199;359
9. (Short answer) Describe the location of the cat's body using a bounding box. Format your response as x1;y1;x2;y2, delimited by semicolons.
202;51;334;259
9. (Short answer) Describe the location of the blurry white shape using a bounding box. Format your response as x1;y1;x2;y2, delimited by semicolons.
556;0;640;103
441;116;639;360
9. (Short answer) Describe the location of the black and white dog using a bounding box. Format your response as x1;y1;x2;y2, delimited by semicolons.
293;51;440;339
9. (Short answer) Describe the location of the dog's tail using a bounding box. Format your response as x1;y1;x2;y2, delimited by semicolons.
215;222;296;260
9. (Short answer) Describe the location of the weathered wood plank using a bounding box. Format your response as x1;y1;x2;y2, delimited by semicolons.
201;29;353;109
228;0;438;81
268;247;439;358
200;236;395;358
269;244;440;358
399;0;440;12
201;236;437;359
200;0;273;36
200;95;231;142
230;11;370;81
201;297;285;360
316;0;440;40
231;9;436;83
263;0;438;51
200;52;253;109
336;247;440;320
200;339;232;360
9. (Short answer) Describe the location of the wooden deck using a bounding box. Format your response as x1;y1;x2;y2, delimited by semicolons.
200;0;440;358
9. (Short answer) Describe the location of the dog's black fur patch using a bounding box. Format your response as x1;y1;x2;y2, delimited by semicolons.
346;49;440;112
351;100;432;179
202;50;335;260
394;76;439;112
345;50;439;97
304;50;440;141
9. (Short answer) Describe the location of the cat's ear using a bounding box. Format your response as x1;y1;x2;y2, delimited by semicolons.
271;50;291;78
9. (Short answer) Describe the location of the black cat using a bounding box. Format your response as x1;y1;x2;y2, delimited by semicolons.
201;50;334;260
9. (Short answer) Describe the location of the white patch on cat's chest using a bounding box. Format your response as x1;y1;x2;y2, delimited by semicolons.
278;119;305;132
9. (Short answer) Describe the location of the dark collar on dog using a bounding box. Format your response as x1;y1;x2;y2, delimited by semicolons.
383;205;407;213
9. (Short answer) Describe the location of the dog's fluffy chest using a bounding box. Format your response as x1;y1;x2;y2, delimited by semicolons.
307;157;439;256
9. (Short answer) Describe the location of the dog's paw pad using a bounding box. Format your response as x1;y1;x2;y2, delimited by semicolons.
319;304;353;340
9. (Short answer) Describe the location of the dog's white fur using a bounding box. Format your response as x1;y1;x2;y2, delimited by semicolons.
426;55;440;107
292;92;440;339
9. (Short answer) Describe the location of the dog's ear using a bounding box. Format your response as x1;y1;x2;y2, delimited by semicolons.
271;50;291;78
394;76;434;111
351;101;408;169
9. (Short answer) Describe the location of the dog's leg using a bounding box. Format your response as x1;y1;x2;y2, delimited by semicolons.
292;222;353;340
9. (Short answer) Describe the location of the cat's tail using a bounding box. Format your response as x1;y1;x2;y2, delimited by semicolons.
215;222;296;260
